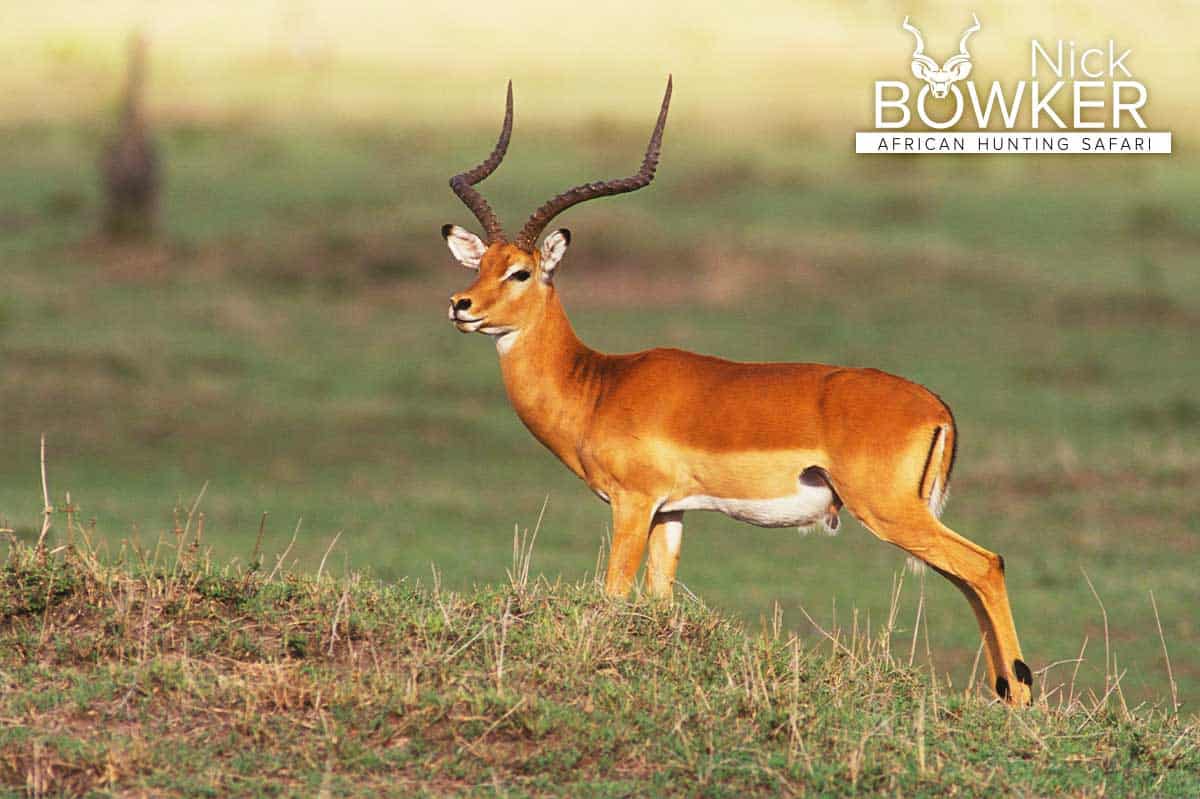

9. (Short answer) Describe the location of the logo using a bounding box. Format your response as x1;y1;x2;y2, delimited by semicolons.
855;13;1172;154
903;14;979;99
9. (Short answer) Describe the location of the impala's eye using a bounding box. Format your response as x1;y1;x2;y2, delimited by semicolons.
508;270;531;282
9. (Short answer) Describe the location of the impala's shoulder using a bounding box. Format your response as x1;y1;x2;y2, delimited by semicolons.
645;346;725;362
626;348;845;378
620;347;739;372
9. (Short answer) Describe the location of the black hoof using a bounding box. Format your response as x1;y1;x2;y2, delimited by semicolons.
1014;659;1033;686
995;676;1011;700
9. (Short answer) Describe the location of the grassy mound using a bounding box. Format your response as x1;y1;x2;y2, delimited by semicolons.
1;541;1196;798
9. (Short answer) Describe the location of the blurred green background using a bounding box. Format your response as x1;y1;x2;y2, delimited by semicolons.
1;1;1197;706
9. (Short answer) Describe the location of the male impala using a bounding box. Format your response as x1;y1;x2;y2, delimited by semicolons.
441;78;1032;705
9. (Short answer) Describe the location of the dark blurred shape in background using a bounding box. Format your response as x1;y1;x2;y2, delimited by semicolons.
99;32;159;241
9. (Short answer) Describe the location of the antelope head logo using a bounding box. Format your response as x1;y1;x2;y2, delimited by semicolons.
902;13;980;99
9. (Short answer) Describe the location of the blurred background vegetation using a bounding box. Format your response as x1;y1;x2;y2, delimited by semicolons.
1;1;1197;706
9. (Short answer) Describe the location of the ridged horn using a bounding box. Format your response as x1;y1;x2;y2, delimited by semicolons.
448;81;513;243
514;76;672;250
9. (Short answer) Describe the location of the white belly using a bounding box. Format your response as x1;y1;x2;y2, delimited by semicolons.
661;481;835;529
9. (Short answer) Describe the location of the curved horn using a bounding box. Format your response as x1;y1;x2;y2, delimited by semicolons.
514;76;672;250
449;81;513;243
957;13;981;58
901;16;927;59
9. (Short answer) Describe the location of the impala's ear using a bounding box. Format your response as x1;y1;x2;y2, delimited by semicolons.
539;228;570;282
442;224;487;270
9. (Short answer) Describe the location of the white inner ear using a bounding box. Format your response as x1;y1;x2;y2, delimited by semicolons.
445;225;487;270
539;229;570;282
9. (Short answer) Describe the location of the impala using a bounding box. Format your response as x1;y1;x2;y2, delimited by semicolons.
441;78;1032;705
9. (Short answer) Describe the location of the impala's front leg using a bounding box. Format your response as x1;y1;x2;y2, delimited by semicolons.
604;495;658;596
645;511;683;599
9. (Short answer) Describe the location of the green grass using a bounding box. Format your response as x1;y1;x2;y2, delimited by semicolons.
2;541;1197;797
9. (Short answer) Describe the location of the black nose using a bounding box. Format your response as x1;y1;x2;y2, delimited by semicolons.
453;297;472;312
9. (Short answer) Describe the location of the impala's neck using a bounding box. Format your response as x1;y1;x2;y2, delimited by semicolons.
496;291;601;477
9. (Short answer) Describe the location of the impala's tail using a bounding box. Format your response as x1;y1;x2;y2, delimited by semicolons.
919;421;956;518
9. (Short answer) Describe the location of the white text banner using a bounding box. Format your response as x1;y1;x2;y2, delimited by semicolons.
855;132;1172;154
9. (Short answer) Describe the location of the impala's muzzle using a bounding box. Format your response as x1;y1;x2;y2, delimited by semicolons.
448;293;485;332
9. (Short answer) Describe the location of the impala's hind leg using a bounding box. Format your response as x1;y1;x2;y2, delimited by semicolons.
832;417;1031;705
860;505;1031;705
645;511;683;599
